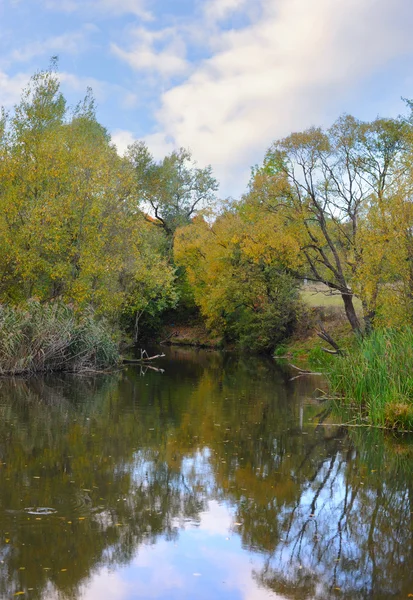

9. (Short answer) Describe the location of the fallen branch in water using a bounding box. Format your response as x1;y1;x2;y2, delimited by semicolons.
288;363;323;377
122;353;165;364
309;421;413;432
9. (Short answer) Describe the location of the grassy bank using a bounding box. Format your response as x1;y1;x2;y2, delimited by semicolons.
328;329;413;431
276;288;356;368
276;289;413;431
0;301;119;375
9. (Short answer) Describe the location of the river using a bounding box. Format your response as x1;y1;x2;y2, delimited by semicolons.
0;346;412;599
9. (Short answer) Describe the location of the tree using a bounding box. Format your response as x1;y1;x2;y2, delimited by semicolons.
249;114;407;334
174;209;299;352
0;62;177;329
127;143;219;238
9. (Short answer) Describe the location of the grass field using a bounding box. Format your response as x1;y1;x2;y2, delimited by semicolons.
301;283;363;311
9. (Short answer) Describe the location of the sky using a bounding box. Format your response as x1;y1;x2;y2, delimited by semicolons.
1;0;413;198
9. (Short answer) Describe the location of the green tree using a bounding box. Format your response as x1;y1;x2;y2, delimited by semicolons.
0;62;177;329
127;143;219;238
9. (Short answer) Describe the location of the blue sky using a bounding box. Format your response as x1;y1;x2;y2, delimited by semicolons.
1;0;413;197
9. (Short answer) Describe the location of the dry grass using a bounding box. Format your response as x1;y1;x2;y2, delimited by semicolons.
0;301;119;375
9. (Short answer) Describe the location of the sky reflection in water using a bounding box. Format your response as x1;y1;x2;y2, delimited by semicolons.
1;347;413;599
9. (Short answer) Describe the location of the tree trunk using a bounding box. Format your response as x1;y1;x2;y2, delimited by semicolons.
361;299;375;336
134;311;142;344
342;293;361;334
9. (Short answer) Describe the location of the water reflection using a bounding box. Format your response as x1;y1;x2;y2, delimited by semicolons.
0;348;412;599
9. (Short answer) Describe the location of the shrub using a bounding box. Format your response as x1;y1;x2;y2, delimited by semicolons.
0;301;119;375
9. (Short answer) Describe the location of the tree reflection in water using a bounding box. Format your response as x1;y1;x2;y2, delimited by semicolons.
0;348;412;599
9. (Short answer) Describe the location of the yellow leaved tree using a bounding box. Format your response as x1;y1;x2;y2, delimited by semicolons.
0;62;177;331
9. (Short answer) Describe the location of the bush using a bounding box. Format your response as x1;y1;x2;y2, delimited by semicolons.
0;301;119;375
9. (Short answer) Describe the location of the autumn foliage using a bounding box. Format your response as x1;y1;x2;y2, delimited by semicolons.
3;61;413;362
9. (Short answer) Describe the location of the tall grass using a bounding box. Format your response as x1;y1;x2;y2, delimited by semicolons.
329;328;413;430
0;301;119;375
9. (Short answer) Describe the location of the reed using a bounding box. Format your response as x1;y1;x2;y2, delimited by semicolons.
329;328;413;430
0;301;119;375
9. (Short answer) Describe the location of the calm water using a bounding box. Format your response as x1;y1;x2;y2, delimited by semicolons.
1;347;413;600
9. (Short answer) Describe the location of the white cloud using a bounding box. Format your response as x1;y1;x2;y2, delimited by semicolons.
111;27;188;78
8;26;96;64
111;129;137;154
44;0;152;20
0;70;29;107
143;0;413;197
203;0;250;22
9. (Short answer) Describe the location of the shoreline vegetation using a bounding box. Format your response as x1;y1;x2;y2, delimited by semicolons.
2;62;413;430
0;301;119;375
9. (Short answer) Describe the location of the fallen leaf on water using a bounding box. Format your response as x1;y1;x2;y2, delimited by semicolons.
5;539;10;543
19;567;25;570
334;587;341;591
78;517;85;521
61;568;67;572
67;521;72;524
13;592;25;596
33;476;40;479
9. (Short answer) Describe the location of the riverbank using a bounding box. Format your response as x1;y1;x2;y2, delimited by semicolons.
276;303;354;368
279;304;413;431
160;322;223;349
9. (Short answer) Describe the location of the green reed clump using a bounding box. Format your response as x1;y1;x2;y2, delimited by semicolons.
0;301;119;375
329;328;413;430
